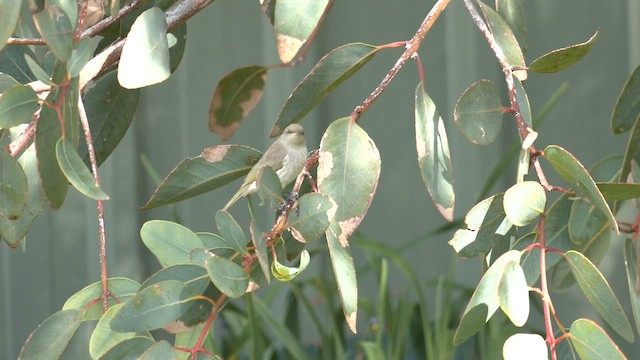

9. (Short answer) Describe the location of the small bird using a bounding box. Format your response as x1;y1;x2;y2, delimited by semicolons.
223;123;307;210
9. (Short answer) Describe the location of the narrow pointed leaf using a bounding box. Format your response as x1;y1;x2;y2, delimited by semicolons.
250;220;270;283
623;238;640;334
611;64;640;134
142;145;261;209
503;181;546;226
62;277;140;321
0;85;39;128
118;7;170;89
512;75;532;127
544;145;618;234
0;46;36;83
18;309;84;360
272;44;380;136
454;80;503;145
0;149;27;218
597;182;640;201
620;118;640;192
498;261;530;326
0;1;21;52
530;31;599;73
497;0;527;53
569;318;626;360
24;55;56;86
272;250;310;281
215;210;248;255
415;82;455;221
56;138;110;200
326;221;358;334
287;193;336;243
206;256;249;298
274;0;330;63
565;250;633;342
36;97;67;209
111;280;198;332
503;334;547;360
140;220;204;267
208;66;267;140
0;73;19;92
33;6;74;61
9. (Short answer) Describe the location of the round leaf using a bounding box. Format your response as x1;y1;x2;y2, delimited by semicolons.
498;261;530;326
140;220;204;267
454;80;503;145
503;181;546;226
206;256;249;298
89;304;150;359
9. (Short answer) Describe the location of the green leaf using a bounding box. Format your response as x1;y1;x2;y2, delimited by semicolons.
89;304;151;359
206;256;249;298
359;341;386;360
215;210;248;254
611;64;640;134
140;264;209;295
0;149;27;219
56;138;110;200
568;198;608;245
565;250;633;342
0;46;36;83
24;55;56;86
569;318;626;360
326;221;358;334
478;2;527;81
287;193;336;243
111;280;198;332
272;43;380;136
623;238;640;335
249;220;270;284
497;0;527;53
620;118;640;190
33;6;74;62
498;261;530;327
96;337;155;360
272;250;310;281
0;145;45;247
273;0;329;63
62;75;81;148
142;145;262;209
503;181;546;226
18;309;84;360
168;23;187;73
139;340;178;360
512;75;532;128
0;85;39;128
49;0;78;26
80;71;140;166
318;117;381;242
256;165;283;207
62;277;140;321
253;295;310;360
543;145;618;234
140;220;204;267
529;31;599;73
0;1;21;52
208;66;267;141
118;7;170;89
36;97;67;209
0;73;19;92
415;82;455;221
196;231;237;258
454;250;522;345
597;182;640;201
449;193;513;257
454;80;503;145
67;38;93;78
503;334;547;360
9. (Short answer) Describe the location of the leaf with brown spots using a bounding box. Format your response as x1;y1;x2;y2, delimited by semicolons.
273;0;330;63
209;66;267;141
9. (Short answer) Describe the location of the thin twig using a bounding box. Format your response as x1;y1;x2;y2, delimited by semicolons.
9;120;36;157
351;0;453;122
536;217;557;360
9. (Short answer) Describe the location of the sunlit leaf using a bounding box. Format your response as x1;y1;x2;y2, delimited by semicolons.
503;181;546;226
67;38;93;78
118;7;170;89
272;250;310;281
569;318;626;360
18;309;84;360
454;80;503;145
498;261;530;326
503;333;547;360
56;138;110;200
415;82;455;221
565;250;633;341
529;31;599;73
273;0;330;63
272;43;380;136
208;66;267;141
33;6;74;62
611;64;640;134
206;256;249;298
0;85;39;129
0;1;21;53
62;277;140;321
142;145;262;209
140;220;204;267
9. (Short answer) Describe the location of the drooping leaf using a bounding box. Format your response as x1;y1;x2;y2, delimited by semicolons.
0;85;39;129
208;66;267;141
142;145;262;209
454;80;504;145
543;145;618;234
503;333;547;360
449;193;514;258
67;38;93;78
206;256;249;298
512;75;532;127
24;55;56;86
89;304;151;360
415;82;455;221
0;149;27;219
569;318;626;360
497;0;527;53
565;250;633;342
325;221;358;334
478;2;527;81
623;238;640;335
18;309;84;360
272;250;310;281
503;181;546;226
96;337;155;360
111;280;198;332
250;220;270;284
118;7;170;89
36;94;67;209
80;71;140;166
62;277;140;321
215;210;248;255
611;64;640;134
33;6;74;62
529;31;599;73
453;250;522;345
272;43;380;136
140;220;204;267
273;0;330;63
498;261;530;327
56;138;110;200
287;193;336;243
0;1;21;53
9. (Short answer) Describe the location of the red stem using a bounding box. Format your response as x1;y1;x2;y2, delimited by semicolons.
537;217;557;360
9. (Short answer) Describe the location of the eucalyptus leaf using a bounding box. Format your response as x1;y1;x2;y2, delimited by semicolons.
271;250;310;281
0;85;39;129
56;138;110;201
62;277;140;321
18;309;84;360
529;31;599;73
206;256;249;298
503;181;546;227
569;318;626;360
611;64;640;134
215;210;248;255
33;6;74;62
0;1;21;52
140;220;204;267
454;80;503;145
273;0;330;63
287;192;336;243
0;149;27;219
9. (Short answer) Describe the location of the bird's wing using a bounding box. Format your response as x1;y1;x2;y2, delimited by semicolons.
241;141;286;186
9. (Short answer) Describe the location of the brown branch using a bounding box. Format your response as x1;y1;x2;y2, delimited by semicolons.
351;0;453;122
6;38;46;46
9;120;37;157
